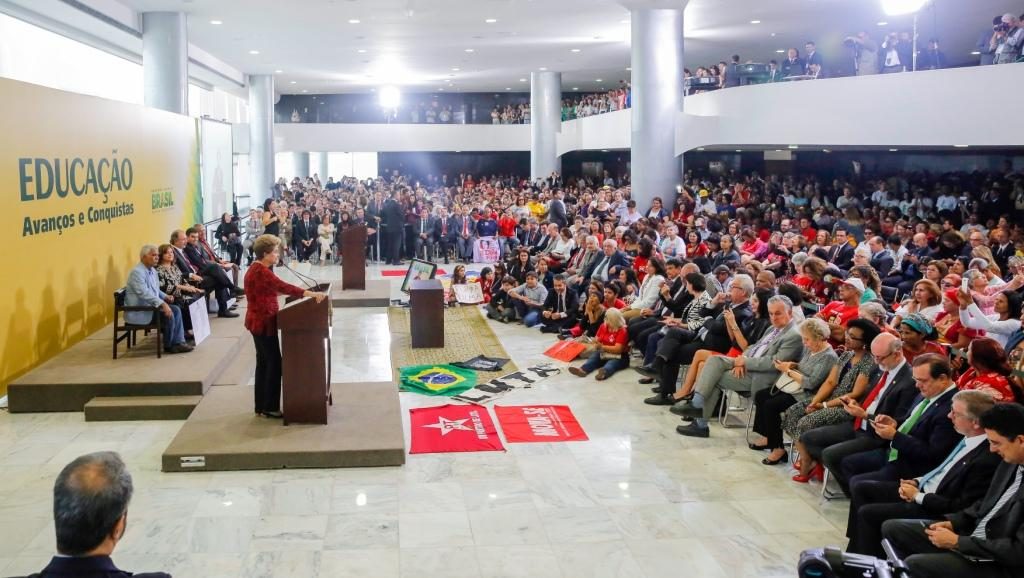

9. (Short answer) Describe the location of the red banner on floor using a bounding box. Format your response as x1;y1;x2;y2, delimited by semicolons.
493;405;589;443
409;404;505;454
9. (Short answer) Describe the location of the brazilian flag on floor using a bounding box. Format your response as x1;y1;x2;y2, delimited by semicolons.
399;364;478;396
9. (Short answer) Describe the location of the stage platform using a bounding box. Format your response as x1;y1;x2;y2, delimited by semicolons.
329;278;392;308
7;308;249;413
161;382;405;472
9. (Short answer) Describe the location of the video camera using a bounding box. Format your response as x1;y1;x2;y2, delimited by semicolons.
797;540;909;578
994;22;1012;33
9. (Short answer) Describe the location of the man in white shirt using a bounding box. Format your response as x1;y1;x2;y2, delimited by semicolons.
847;390;1000;556
693;190;716;216
619;200;642;226
935;191;959;214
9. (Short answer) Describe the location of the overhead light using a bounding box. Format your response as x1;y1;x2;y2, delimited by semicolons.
954;144;969;148
970;51;981;55
735;149;743;152
570;48;581;53
750;20;761;24
289;80;296;84
572;87;579;91
438;88;445;91
881;0;930;16
788;145;799;149
274;69;283;74
301;89;308;93
539;67;548;71
889;148;899;152
465;48;475;53
357;49;367;53
348;19;360;24
620;19;630;24
877;21;888;26
519;78;527;82
595;78;603;82
776;49;785;53
626;67;631;71
770;32;777;37
451;67;460;72
249;50;260;55
210;20;222;25
379;85;401;108
697;147;705;151
505;87;511;91
485;18;497;23
822;149;831;153
601;149;609;153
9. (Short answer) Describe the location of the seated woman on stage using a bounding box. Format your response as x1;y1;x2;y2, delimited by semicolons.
245;234;328;418
156;243;205;334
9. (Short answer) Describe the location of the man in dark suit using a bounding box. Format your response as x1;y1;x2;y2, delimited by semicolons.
827;228;856;272
867;236;895;278
26;451;170;578
815;332;919;496
804;41;825;77
841;353;961;488
365;191;384;261
582;239;629;285
847;390;1000;556
627;260;689;350
381;191;405;265
646;274;753;407
991;229;1015;277
882;402;1024;578
780;47;804;78
433;206;456;264
293;209;318;262
547;190;568;229
538;274;580;334
518;220;543;253
178;228;241;318
452;205;475;263
413;207;437;261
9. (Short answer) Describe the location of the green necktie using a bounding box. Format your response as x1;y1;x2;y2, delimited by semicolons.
888;398;931;461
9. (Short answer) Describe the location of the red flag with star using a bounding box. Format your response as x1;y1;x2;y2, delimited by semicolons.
409;404;506;454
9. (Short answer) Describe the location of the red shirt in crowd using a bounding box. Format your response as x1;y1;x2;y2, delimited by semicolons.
957;368;1016;403
497;216;517;238
596;323;628;355
243;262;306;336
817;300;860;345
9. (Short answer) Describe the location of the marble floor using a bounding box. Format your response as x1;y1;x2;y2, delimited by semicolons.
0;263;851;578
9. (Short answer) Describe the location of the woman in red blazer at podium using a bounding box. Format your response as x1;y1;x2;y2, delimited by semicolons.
246;235;328;418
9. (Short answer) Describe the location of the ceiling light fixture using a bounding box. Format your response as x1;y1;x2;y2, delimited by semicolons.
889;148;899;152
954;144;969;148
776;49;785;53
357;49;367;53
626;67;631;71
881;0;930;16
750;20;761;24
570;48;581;53
572;87;579;91
274;69;283;74
465;48;475;53
210;20;222;25
788;145;799;149
735;149;743;152
301;89;308;93
485;18;497;23
519;78;527;82
249;50;260;55
877;21;888;26
970;51;981;55
451;67;460;71
505;87;511;91
290;80;296;84
539;67;548;71
595;78;603;82
348;19;360;24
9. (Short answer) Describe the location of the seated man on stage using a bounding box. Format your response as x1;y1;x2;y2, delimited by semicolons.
178;228;243;318
193;222;240;285
413;206;437;261
539;274;580;334
125;244;192;354
433;206;455;264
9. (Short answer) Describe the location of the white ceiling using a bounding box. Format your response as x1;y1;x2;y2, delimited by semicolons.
118;0;1020;94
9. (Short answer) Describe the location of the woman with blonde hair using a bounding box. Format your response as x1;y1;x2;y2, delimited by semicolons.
569;308;629;381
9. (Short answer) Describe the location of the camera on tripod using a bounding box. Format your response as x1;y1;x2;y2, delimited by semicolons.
797;539;909;578
994;22;1011;33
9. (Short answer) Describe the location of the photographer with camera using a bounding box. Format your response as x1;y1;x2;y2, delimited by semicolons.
880;31;912;73
845;31;879;76
991;13;1024;65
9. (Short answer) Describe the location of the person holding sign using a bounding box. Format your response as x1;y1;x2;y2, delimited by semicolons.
244;235;328;418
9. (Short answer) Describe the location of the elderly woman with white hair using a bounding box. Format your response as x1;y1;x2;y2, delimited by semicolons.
569;308;629;381
750;317;838;465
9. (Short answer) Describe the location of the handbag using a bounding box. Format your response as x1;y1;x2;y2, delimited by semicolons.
771;370;803;395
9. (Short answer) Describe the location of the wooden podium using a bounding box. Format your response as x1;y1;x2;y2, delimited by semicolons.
278;283;333;425
341;225;367;290
409;279;444;348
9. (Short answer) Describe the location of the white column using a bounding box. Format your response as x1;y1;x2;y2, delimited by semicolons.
292;152;310;179
248;74;275;207
142;12;188;114
630;6;684;209
315;152;330;182
530;71;562;182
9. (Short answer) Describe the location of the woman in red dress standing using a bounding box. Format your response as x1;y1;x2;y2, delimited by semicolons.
245;235;328;418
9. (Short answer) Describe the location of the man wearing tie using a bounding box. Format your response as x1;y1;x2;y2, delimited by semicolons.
455;206;474;263
882;402;1024;578
847;390;1000;556
808;332;919;497
841;354;961;490
293;210;317;262
538;274;580;334
434;206;455;264
582;239;629;285
413;207;436;261
675;295;804;438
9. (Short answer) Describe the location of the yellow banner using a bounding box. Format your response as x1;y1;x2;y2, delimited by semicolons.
0;77;202;394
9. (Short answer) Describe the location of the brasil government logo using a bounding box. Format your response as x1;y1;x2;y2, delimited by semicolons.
399;364;478;396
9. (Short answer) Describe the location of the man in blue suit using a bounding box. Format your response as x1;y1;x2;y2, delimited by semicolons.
124;245;192;354
842;353;961;489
